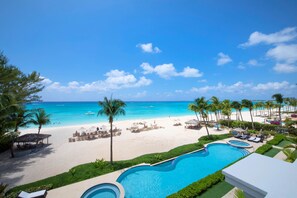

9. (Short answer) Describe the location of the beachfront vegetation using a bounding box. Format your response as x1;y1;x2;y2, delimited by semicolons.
272;93;284;121
32;109;51;135
241;99;254;129
97;96;126;164
6;134;230;197
189;97;210;136
0;52;46;157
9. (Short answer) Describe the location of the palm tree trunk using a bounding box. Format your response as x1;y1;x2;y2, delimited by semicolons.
249;110;254;129
239;110;243;121
215;112;218;122
110;122;113;164
10;138;15;158
279;106;281;121
201;112;209;137
194;111;199;121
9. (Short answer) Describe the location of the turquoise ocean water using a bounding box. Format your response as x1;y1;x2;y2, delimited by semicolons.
26;101;195;127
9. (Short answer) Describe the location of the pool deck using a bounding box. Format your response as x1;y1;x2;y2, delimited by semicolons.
46;138;265;198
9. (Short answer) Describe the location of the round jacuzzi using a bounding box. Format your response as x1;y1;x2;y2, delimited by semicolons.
228;140;252;148
81;183;121;198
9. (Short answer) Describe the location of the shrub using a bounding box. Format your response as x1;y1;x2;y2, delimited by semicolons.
167;171;224;198
0;183;8;197
198;134;232;143
255;144;272;155
92;158;109;169
267;134;285;145
69;168;76;176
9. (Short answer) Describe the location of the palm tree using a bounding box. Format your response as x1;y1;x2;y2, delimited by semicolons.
32;108;51;135
222;100;232;126
210;96;220;122
272;93;284;121
231;101;242;121
193;97;210;137
188;103;199;121
98;97;126;164
12;108;35;132
265;101;274;118
242;99;254;129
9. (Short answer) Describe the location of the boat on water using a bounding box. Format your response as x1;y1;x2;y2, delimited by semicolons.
85;111;95;115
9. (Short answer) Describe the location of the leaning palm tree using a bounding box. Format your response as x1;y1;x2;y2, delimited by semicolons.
194;97;210;137
32;108;51;135
188;103;199;121
210;96;220;122
242;99;254;129
272;93;284;121
98;97;126;164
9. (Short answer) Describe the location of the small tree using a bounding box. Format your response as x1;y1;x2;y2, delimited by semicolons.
32;108;51;135
272;93;284;121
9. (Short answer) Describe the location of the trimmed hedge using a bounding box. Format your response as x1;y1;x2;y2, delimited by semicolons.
267;134;285;145
167;171;224;198
198;134;232;143
255;144;272;155
219;120;278;131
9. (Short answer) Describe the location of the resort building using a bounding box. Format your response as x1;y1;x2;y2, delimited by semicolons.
223;153;297;198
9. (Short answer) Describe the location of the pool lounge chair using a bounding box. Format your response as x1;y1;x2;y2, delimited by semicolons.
240;134;249;140
234;133;242;138
248;136;256;141
251;137;261;143
18;190;47;198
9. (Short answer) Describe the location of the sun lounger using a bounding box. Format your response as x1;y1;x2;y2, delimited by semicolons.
252;137;261;143
240;134;248;140
18;190;47;198
248;136;256;141
234;133;242;138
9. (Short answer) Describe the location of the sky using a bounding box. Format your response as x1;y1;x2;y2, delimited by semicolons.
1;0;297;101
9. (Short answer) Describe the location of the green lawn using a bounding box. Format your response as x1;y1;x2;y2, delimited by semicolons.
198;181;233;198
276;140;293;148
263;148;282;157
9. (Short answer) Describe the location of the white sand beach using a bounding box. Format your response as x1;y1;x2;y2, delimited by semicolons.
0;111;265;188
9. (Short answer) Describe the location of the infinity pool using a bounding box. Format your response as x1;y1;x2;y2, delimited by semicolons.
117;143;248;198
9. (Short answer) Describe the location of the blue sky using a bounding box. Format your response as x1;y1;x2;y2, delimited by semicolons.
1;0;297;101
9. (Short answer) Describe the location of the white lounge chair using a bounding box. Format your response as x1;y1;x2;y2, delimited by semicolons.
248;136;256;141
252;137;261;143
18;190;47;198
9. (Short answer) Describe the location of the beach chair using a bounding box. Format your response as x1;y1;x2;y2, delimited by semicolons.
234;133;242;138
248;136;256;141
240;134;248;140
18;190;47;198
252;137;261;143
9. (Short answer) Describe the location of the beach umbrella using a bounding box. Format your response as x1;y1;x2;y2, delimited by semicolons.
185;119;199;125
233;128;246;133
77;127;86;133
88;126;97;132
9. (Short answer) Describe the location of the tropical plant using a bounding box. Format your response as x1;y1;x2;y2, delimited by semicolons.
283;148;296;163
242;99;254;129
210;96;220;122
98;96;126;164
265;101;274;118
231;101;242;121
272;93;284;121
188;103;199;121
32;109;51;135
221;100;232;127
193;97;210;137
234;188;245;198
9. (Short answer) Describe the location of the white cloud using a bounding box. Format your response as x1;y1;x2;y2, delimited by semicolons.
136;43;161;53
41;77;52;85
253;81;296;91
237;62;246;70
217;52;232;66
191;81;252;93
240;27;297;47
134;91;147;98
273;63;297;73
266;44;297;64
44;69;152;93
198;79;207;83
175;90;183;93
247;59;259;66
140;62;203;79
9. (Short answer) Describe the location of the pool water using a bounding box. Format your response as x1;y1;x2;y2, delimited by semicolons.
117;143;248;198
81;183;120;198
228;140;251;147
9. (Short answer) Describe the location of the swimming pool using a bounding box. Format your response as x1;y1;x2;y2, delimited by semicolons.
81;183;121;198
228;140;252;148
117;143;248;198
